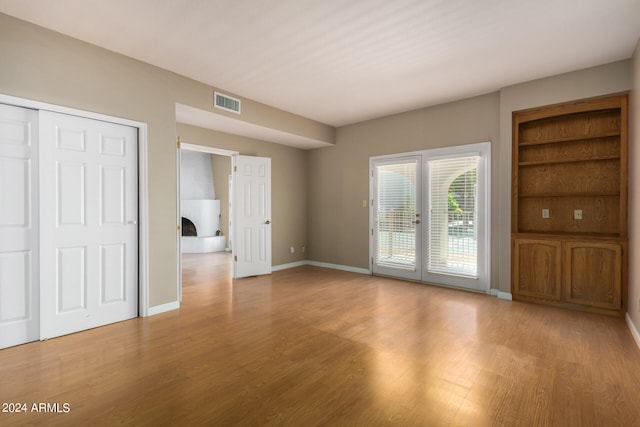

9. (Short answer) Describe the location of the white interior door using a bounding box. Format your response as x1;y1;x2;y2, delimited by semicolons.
232;155;271;279
0;104;39;349
371;156;422;280
39;111;138;339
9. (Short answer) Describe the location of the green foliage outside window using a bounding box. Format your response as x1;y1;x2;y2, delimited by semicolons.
448;192;462;216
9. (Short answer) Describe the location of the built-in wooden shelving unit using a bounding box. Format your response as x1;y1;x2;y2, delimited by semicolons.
511;94;628;315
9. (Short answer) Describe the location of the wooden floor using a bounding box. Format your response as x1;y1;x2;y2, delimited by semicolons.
2;253;640;426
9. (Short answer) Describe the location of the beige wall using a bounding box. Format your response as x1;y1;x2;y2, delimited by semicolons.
0;14;328;308
308;93;501;282
628;39;640;331
177;124;309;266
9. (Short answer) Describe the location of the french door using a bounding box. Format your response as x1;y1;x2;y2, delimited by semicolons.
371;156;422;280
370;143;490;292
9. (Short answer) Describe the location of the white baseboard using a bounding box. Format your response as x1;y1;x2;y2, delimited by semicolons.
271;260;370;275
490;289;513;300
308;261;370;275
272;261;308;271
147;301;180;316
625;313;640;350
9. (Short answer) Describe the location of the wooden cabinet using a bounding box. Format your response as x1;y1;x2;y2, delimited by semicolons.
512;237;562;301
512;235;626;313
511;94;628;315
564;240;623;310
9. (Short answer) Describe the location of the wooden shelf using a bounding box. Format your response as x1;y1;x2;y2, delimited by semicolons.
518;192;619;198
514;231;623;239
519;155;620;167
518;131;620;147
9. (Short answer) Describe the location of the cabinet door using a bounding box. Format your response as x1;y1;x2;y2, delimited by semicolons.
564;241;622;310
512;238;562;301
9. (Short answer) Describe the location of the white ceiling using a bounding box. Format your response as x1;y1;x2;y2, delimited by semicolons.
1;0;639;131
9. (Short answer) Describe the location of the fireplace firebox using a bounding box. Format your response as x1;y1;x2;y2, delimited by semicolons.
182;217;197;236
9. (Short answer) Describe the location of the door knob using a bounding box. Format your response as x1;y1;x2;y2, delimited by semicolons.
413;219;421;224
265;220;271;225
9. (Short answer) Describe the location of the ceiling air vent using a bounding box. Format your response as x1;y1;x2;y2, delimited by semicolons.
214;91;241;114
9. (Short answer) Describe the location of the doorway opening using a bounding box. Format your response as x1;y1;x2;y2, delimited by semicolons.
177;142;236;300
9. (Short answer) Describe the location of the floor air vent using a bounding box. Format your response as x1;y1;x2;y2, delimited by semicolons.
214;92;241;114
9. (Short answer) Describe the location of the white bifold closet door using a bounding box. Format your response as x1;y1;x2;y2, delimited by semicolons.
0;105;40;349
39;111;138;340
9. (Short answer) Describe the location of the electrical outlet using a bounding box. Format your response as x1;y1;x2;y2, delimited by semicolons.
574;209;583;220
302;245;306;253
289;246;295;254
362;199;367;208
542;209;549;219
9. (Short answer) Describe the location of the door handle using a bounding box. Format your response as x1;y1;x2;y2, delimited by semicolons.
128;220;137;225
413;219;421;224
265;220;271;225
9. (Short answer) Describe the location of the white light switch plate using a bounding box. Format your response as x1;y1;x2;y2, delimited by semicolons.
574;209;583;220
542;209;549;219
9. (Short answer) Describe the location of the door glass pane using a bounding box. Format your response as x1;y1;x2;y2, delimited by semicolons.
428;156;478;277
375;160;417;270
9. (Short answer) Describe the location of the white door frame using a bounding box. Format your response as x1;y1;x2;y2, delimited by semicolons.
176;141;238;300
0;94;151;316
